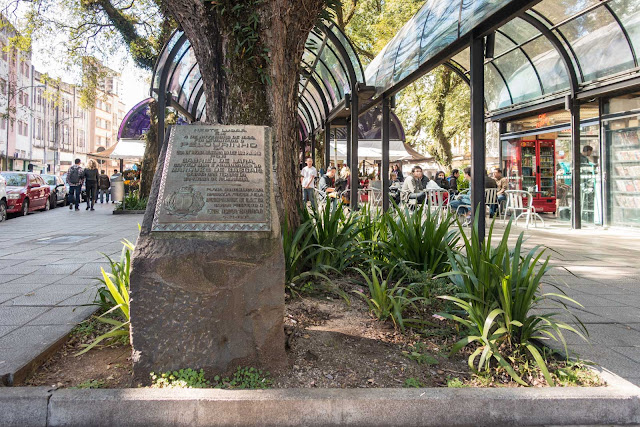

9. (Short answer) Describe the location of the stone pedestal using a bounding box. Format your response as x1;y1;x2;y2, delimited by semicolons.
130;125;286;383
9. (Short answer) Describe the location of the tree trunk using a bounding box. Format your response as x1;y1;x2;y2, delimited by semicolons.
164;0;325;230
430;68;453;170
139;100;159;199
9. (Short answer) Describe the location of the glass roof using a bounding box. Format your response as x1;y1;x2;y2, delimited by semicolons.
368;0;640;114
151;21;365;139
118;98;153;140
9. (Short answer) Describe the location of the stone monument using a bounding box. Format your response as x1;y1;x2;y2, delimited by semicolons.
130;125;286;383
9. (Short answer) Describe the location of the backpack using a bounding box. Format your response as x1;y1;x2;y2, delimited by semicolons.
68;166;80;185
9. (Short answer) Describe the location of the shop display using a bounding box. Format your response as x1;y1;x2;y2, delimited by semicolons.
608;127;640;227
503;139;557;213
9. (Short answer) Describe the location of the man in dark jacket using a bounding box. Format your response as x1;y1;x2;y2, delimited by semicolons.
98;170;111;203
66;159;84;211
447;169;460;194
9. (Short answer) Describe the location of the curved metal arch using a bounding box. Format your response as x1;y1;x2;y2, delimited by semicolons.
299;95;319;131
150;31;185;96
176;61;200;106
165;40;193;97
326;21;366;81
190;80;205;119
187;77;203;115
520;12;579;97
306;77;330;117
301;57;343;101
527;9;585;83
301;85;324;125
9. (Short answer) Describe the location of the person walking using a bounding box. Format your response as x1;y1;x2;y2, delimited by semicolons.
98;170;111;203
300;157;317;208
66;158;84;211
84;160;99;211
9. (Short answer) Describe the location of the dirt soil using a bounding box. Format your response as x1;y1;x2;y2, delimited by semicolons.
25;295;467;389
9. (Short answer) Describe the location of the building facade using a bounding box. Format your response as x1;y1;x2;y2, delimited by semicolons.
0;17;127;174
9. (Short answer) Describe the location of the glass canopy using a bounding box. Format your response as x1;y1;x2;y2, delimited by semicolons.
118;98;153;140
151;21;365;139
366;0;640;114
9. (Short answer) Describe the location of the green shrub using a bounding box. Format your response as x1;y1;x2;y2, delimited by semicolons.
353;203;388;262
446;377;467;388
73;379;106;389
302;200;366;271
150;369;210;389
353;263;424;331
402;343;439;365
116;190;148;211
384;204;459;277
78;240;134;355
216;366;271;389
438;217;587;386
403;377;424;388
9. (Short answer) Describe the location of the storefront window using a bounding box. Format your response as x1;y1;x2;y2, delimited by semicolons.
604;111;640;228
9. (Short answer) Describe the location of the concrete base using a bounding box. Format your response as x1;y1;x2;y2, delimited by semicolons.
2;373;640;427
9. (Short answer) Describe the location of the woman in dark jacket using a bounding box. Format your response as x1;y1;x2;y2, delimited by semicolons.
392;164;404;182
435;170;448;190
84;159;99;211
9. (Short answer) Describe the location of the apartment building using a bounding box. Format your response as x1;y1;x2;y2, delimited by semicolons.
0;15;127;174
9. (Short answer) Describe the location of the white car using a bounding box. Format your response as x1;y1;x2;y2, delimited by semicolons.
0;174;6;222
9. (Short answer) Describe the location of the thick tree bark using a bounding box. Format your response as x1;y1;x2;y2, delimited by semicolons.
163;0;324;230
140;100;159;199
430;68;453;170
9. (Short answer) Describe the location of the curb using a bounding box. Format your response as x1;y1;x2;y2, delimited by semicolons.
2;380;639;427
112;210;146;215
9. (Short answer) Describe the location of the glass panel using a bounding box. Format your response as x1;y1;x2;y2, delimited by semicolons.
605;91;640;114
322;45;351;95
187;78;203;113
533;0;601;25
315;58;343;100
493;31;518;58
491;49;542;105
167;43;195;99
305;83;326;117
499;17;541;45
579;124;602;225
450;48;470;71
153;31;183;90
418;0;460;66
485;63;511;111
373;40;401;92
328;23;365;83
364;47;385;86
311;71;335;109
520;36;570;94
608;0;640;64
393;5;432;84
557;6;634;81
605;113;640;227
300;94;320;129
177;64;200;108
460;0;509;37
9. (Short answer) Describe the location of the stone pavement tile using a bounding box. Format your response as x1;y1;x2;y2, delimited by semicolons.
27;305;97;326
530;307;608;325
0;307;51;326
0;294;20;304
561;284;633;296
0;325;17;338
0;282;49;294
0;275;24;285
7;290;84;306
563;344;640;378
0;324;72;376
0;264;44;276
564;265;640;280
585;306;640;323
8;274;67;286
0;260;25;269
601;293;640;308
611;346;640;363
30;264;82;276
19;257;67;266
55;276;99;286
57;290;97;307
577;323;640;347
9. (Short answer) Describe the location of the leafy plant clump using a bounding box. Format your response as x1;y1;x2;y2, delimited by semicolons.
354;263;425;331
403;377;424;388
402;343;439;365
72;379;107;389
78;240;134;355
215;366;272;389
438;217;588;386
150;369;210;389
116;190;148;211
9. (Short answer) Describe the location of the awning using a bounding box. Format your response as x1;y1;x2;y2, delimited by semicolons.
88;139;146;161
326;140;431;162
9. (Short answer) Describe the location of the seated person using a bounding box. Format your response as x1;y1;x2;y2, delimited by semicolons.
449;167;472;219
401;166;429;204
389;172;402;205
318;166;337;203
335;166;351;204
435;170;448;190
490;167;508;218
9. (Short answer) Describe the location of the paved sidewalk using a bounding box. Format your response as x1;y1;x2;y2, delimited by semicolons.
493;222;640;386
0;202;140;385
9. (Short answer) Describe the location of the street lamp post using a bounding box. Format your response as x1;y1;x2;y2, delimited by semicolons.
3;84;45;171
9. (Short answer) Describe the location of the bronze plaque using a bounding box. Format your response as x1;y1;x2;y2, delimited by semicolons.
152;125;271;232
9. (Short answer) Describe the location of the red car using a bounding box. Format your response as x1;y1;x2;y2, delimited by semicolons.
1;172;51;216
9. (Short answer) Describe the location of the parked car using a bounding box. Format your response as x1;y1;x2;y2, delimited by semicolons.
0;172;51;216
0;174;6;222
42;174;68;208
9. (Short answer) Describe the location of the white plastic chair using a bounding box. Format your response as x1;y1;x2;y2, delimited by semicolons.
484;188;498;216
503;190;544;229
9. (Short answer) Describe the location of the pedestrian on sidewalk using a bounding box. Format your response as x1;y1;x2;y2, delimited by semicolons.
84;160;99;211
98;169;111;203
66;159;84;211
300;157;317;208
